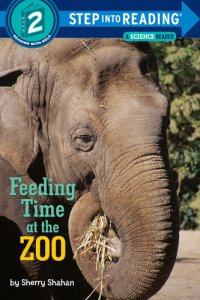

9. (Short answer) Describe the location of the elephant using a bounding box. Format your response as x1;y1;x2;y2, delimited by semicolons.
0;38;179;300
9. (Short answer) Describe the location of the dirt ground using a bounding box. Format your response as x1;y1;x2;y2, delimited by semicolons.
151;231;200;300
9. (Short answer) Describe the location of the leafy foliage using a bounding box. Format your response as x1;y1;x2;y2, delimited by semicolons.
152;39;200;230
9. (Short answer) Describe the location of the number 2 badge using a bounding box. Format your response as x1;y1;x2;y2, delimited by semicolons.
6;0;59;48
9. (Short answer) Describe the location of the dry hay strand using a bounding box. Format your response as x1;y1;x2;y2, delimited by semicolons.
74;214;117;300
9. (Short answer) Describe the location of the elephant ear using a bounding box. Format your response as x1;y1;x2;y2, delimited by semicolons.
0;67;47;180
0;65;52;178
0;67;35;175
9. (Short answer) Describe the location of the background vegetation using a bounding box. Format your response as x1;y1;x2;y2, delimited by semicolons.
152;39;200;230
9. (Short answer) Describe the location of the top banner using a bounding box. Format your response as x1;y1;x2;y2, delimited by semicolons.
0;0;199;47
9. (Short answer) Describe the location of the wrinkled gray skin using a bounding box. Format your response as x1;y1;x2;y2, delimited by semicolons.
0;39;179;300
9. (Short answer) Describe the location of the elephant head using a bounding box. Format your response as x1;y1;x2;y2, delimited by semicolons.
0;39;179;300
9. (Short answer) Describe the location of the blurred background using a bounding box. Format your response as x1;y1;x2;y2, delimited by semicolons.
153;39;200;230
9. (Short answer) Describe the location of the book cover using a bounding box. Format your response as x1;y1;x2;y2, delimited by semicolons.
0;1;199;300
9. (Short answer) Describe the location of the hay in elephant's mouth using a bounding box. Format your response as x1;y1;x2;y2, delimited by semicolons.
74;214;117;300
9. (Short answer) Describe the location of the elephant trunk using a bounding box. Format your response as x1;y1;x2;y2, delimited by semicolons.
69;150;179;300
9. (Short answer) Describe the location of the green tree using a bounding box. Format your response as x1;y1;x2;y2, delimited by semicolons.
152;39;200;230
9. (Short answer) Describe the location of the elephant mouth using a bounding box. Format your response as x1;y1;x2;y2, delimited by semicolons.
82;208;121;261
75;172;122;262
75;188;122;261
106;226;121;262
69;159;179;300
69;192;123;298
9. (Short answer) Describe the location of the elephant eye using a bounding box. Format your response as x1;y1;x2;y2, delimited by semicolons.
77;135;93;143
71;128;96;152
